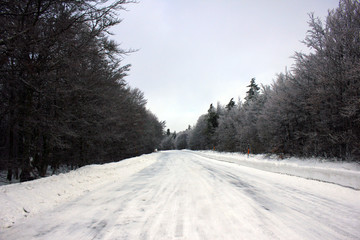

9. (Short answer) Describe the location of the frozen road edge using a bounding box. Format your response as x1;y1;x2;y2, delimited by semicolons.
191;150;360;190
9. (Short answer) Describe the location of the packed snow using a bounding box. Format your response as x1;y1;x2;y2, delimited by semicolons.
0;150;359;239
195;150;360;189
0;154;158;229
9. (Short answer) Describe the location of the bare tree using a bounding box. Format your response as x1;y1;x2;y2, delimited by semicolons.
1;0;164;182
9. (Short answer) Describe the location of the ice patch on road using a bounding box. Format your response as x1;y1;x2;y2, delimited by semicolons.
191;151;360;190
0;153;158;229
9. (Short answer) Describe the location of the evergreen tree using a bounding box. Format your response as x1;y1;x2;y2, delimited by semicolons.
179;0;360;160
188;115;208;150
226;98;236;111
207;104;219;133
245;78;260;103
215;104;240;152
206;104;219;149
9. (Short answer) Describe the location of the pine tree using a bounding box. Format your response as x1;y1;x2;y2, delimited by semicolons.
206;104;219;149
207;104;219;131
245;78;260;103
226;98;235;111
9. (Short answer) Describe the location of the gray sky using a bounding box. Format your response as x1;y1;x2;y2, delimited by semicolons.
112;0;339;132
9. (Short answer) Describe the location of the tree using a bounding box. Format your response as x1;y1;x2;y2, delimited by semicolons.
206;104;219;149
290;0;360;158
257;0;360;159
245;78;260;103
215;103;242;152
175;0;360;160
0;0;164;181
257;73;298;155
160;134;175;150
188;115;208;150
207;104;219;132
175;131;189;150
225;98;235;111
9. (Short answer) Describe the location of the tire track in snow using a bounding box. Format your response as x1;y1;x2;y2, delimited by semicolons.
189;152;360;239
1;150;359;240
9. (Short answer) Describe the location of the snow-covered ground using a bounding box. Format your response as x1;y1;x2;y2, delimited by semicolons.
0;154;158;229
193;150;360;189
0;150;359;239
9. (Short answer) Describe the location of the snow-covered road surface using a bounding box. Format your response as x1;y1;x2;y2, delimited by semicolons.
1;150;359;239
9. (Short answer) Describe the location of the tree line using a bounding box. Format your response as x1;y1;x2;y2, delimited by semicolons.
161;0;360;161
0;0;164;182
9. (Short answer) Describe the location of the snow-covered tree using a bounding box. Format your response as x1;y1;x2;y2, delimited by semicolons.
258;0;360;159
225;98;236;111
175;131;189;150
215;103;242;152
188;115;208;150
0;0;164;181
245;78;260;104
175;0;360;160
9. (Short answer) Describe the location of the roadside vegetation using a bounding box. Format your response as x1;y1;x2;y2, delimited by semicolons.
161;0;360;161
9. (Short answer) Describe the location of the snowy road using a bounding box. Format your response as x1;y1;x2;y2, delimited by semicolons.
1;150;360;239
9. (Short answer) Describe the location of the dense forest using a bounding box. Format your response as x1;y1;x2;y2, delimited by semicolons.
161;0;360;161
1;0;359;184
0;0;164;182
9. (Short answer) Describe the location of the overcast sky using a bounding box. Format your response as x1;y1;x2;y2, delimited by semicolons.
112;0;339;132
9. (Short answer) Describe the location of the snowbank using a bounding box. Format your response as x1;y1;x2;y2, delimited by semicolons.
0;153;158;229
191;151;360;190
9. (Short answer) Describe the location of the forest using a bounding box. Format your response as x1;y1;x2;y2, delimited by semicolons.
161;0;360;161
0;0;164;182
1;0;359;184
